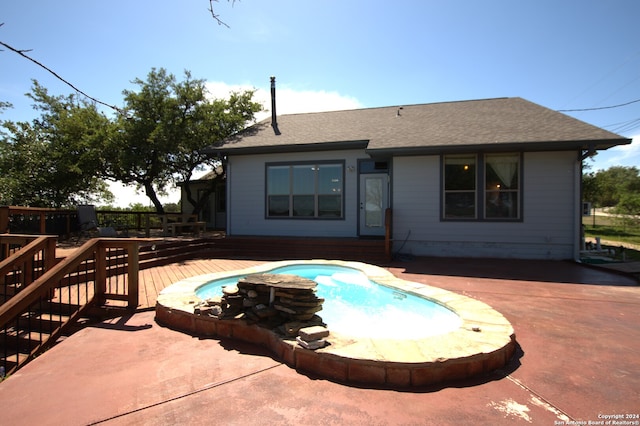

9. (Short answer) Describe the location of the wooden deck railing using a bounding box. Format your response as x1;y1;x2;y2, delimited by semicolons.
0;206;167;238
0;235;58;305
0;237;140;377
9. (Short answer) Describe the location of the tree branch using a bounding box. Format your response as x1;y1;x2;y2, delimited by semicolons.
0;36;123;115
208;0;235;28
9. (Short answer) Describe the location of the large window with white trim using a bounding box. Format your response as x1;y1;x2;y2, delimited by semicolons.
443;153;521;220
266;162;344;218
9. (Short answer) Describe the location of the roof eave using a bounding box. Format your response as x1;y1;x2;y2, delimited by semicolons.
366;138;632;157
207;140;370;156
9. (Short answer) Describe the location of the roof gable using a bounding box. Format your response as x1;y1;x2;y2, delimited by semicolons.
206;97;630;155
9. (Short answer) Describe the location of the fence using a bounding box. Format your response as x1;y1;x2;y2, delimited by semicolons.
0;206;165;238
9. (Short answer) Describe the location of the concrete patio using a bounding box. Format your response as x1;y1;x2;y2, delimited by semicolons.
0;256;638;425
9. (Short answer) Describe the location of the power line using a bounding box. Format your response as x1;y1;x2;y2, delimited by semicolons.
606;117;640;134
558;49;640;109
558;98;640;112
0;38;124;114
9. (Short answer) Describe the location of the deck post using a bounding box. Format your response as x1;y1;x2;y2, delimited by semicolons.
95;244;107;306
126;241;139;309
39;212;46;234
385;208;392;261
0;206;9;234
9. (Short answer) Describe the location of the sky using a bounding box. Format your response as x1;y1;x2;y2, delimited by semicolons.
1;1;639;206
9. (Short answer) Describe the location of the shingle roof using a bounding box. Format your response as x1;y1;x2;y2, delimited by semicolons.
206;97;630;156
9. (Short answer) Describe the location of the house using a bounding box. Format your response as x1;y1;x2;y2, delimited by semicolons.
204;89;630;260
178;169;226;230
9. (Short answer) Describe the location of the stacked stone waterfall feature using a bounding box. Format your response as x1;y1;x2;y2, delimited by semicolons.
195;273;329;349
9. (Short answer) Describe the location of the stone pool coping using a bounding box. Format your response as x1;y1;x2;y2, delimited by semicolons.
155;260;516;388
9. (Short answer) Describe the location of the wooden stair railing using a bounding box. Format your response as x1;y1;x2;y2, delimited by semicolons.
0;238;139;378
0;235;58;305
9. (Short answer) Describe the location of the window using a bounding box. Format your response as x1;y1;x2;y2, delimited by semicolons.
443;153;520;220
266;162;343;218
443;155;477;219
485;153;519;219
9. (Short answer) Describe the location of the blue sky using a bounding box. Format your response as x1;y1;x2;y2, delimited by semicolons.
1;1;639;205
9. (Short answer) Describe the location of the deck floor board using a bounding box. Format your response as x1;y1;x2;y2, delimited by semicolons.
137;258;261;310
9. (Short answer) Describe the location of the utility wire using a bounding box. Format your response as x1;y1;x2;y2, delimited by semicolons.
558;98;640;112
558;49;640;110
0;36;123;114
606;117;640;134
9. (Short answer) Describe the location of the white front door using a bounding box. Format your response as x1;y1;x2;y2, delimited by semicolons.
359;173;388;237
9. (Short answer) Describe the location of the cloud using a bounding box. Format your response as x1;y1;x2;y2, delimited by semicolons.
593;133;640;170
205;81;364;121
107;82;363;207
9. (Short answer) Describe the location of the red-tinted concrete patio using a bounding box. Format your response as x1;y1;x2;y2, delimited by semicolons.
0;256;638;425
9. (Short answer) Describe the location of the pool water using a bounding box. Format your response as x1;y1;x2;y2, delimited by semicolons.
196;264;461;339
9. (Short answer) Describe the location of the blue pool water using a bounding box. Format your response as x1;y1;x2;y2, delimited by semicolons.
196;264;462;339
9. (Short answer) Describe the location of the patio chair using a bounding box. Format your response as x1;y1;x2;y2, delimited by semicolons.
77;205;118;238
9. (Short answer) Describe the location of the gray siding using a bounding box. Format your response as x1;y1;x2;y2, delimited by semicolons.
391;151;579;259
227;148;581;259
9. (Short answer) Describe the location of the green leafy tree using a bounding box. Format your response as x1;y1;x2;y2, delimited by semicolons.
0;81;113;207
103;68;261;214
582;170;598;207
615;193;640;216
585;166;640;208
177;88;261;215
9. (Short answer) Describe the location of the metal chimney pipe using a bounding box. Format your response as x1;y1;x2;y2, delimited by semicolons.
270;76;280;135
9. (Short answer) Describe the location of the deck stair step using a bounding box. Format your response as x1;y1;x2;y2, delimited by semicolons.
212;237;389;263
1;301;88;378
138;239;224;269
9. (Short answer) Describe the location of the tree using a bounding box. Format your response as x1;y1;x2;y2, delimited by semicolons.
583;166;640;208
0;81;114;207
582;170;598;207
176;88;261;215
102;68;261;214
582;166;640;209
616;193;640;216
208;0;237;27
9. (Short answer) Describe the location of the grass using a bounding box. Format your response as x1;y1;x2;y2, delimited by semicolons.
583;215;640;261
584;226;640;246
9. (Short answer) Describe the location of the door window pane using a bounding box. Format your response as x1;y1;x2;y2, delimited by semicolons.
364;176;384;227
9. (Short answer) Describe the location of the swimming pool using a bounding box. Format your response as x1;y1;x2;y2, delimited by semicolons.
156;259;516;388
195;264;462;339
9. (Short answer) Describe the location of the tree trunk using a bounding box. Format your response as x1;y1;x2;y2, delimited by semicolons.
184;178;218;216
192;186;216;216
144;182;165;215
183;174;197;214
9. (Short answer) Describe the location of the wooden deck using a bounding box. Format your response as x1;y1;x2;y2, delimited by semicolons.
55;233;388;312
136;257;263;310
